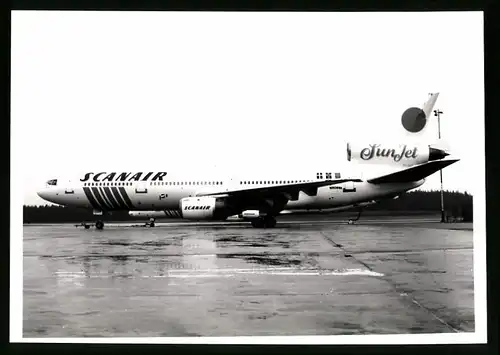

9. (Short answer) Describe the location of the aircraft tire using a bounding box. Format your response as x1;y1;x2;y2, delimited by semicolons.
96;220;104;230
251;216;276;228
251;219;264;228
84;224;90;229
264;216;277;228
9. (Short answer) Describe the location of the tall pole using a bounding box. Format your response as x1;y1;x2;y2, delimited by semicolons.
434;109;445;222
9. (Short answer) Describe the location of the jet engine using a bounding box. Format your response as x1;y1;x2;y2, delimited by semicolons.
179;197;227;220
346;142;448;167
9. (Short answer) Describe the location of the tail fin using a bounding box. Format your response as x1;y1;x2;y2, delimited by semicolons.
401;92;439;137
346;93;451;168
422;93;439;121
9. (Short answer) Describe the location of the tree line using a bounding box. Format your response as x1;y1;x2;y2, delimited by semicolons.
23;189;472;224
365;189;472;221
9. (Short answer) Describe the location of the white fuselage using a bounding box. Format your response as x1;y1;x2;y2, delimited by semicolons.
37;170;424;217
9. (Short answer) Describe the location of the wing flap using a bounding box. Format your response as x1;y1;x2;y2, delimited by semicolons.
367;159;459;184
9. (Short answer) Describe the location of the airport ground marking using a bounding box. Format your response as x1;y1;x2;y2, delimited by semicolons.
319;231;462;333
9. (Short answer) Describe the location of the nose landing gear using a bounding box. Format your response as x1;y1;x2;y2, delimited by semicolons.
347;208;363;225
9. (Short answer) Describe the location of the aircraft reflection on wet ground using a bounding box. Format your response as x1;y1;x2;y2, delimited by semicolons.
23;217;474;337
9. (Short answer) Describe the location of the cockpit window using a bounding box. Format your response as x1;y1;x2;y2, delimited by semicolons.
46;179;57;186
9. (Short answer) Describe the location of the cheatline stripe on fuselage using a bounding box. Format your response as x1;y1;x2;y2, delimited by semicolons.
100;187;117;210
102;187;119;209
91;187;110;210
164;210;182;218
96;187;112;209
82;186;131;210
110;186;127;209
83;187;100;210
119;187;134;209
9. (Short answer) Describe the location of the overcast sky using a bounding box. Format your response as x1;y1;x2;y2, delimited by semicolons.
11;11;484;206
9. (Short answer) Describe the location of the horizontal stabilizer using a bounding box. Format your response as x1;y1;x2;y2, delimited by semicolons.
367;159;459;184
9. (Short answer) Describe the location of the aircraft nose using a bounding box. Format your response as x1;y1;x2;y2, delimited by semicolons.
37;189;50;201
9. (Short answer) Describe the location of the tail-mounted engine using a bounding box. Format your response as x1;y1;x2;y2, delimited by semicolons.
347;142;448;167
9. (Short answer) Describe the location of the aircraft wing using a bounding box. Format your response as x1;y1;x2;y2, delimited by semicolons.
197;178;362;200
367;159;459;184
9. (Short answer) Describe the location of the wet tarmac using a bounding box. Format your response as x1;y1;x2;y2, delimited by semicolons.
22;216;474;337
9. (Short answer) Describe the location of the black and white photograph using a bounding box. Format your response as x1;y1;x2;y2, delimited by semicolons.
11;10;486;344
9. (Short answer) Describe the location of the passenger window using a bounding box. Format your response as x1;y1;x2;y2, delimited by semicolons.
335;173;341;178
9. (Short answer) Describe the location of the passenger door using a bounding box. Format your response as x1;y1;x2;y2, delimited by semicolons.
342;181;356;193
135;182;148;194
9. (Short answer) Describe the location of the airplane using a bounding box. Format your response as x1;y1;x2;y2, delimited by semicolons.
36;93;457;229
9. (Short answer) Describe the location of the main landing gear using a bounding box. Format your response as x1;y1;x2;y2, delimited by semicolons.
347;208;363;225
95;220;104;230
148;217;155;227
251;215;277;228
